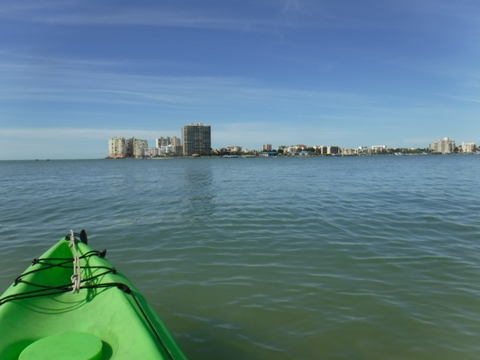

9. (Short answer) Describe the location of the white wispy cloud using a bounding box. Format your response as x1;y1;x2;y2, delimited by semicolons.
433;94;480;104
0;127;173;141
0;0;405;32
1;51;477;135
2;0;478;39
0;55;372;111
0;1;278;32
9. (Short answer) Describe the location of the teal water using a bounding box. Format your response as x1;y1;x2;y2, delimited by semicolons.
1;156;480;359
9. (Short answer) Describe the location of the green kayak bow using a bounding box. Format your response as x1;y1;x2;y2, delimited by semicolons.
0;230;187;360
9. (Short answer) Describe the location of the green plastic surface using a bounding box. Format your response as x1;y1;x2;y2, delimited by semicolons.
19;332;103;360
0;237;187;360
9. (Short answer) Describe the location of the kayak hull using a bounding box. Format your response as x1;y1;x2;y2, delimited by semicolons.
0;235;187;360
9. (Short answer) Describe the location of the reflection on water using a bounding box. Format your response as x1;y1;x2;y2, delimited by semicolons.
182;160;215;220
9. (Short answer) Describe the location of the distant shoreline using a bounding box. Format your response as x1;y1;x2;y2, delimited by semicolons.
103;152;480;160
2;153;479;162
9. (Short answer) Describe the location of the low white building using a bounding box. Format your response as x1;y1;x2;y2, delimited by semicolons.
371;145;387;153
462;142;476;154
284;144;307;154
358;146;369;155
341;148;357;155
227;146;242;153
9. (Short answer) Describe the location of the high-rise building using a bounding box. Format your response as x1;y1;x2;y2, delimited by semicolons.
171;137;181;146
182;123;211;156
133;138;148;158
262;144;272;151
108;137;127;158
429;137;455;154
156;137;169;148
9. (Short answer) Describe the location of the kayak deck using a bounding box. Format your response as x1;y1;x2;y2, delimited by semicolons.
0;232;187;360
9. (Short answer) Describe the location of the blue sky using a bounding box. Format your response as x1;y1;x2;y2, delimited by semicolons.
1;0;479;159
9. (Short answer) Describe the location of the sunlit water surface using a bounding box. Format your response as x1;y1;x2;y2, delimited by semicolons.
1;156;480;359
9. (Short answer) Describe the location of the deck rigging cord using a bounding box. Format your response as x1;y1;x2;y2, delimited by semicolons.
69;229;82;293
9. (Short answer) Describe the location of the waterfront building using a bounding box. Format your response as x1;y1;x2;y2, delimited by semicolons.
156;136;181;148
158;145;169;155
157;144;182;156
358;146;369;155
243;149;258;156
227;146;242;153
171;137;181;146
182;123;211;156
128;137;148;158
284;144;307;155
156;137;168;148
371;145;387;154
108;137;148;158
429;137;455;154
125;138;132;157
108;137;127;158
261;151;278;157
173;145;183;156
327;146;339;155
341;148;357;156
155;136;182;156
263;144;272;152
145;147;160;157
462;142;476;154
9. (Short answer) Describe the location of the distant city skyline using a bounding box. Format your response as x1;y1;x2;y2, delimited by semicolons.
107;131;477;158
1;1;480;159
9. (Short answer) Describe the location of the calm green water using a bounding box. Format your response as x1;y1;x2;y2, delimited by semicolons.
1;156;480;359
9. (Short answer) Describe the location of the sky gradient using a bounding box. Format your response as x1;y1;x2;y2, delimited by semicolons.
1;0;479;159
